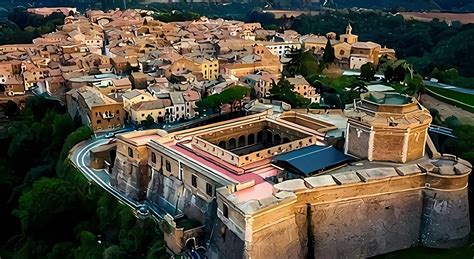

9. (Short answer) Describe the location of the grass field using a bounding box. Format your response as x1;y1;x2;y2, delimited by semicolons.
427;86;474;106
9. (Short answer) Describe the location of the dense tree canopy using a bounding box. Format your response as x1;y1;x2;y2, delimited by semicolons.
285;9;474;80
197;85;250;113
269;79;310;108
0;8;65;45
0;97;166;259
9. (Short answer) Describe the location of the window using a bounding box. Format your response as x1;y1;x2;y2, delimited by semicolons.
116;110;120;114
191;174;197;188
206;182;213;196
128;147;133;158
223;204;229;218
97;119;102;124
151;152;156;163
165;160;171;171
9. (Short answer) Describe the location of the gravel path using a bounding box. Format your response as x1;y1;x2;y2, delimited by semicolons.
420;94;474;126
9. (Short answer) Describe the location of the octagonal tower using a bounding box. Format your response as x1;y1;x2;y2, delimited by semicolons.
345;92;432;163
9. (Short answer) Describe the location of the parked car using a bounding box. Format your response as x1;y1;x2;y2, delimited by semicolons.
105;132;114;138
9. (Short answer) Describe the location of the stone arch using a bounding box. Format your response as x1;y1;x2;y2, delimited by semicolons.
218;140;226;149
248;133;255;145
185;238;196;250
228;138;236;149
274;134;282;144
238;135;246;147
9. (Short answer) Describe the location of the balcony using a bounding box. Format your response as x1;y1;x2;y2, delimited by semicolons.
101;111;115;119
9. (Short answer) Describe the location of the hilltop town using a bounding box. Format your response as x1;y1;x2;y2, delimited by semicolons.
0;7;472;259
0;8;395;131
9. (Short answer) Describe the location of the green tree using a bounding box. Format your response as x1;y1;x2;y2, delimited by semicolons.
322;93;344;109
197;85;250;114
4;100;18;118
269;79;309;108
74;231;104;259
142;114;155;129
360;63;376;81
103;245;126;259
406;74;426;100
322;39;335;64
47;242;75;259
284;50;320;78
219;85;250;112
13;178;82;243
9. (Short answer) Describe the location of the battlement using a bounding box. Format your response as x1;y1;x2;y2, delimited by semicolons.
216;155;471;245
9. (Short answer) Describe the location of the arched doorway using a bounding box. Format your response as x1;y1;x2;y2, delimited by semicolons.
238;135;246;147
228;138;236;149
274;134;282;144
248;133;255;145
218;140;226;149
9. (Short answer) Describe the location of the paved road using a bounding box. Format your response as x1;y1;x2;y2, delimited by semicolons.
70;129;164;220
425;81;474;95
343;69;474;96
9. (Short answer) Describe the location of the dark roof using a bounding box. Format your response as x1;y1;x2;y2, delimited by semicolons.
273;145;350;176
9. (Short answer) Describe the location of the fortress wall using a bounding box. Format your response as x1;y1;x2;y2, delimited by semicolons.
110;153;149;200
248;208;307;259
420;188;470;248
311;190;423;258
208;219;246;259
219;171;472;259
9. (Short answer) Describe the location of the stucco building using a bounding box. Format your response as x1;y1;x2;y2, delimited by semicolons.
66;86;124;132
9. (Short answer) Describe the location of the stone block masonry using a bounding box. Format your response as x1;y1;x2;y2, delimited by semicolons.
213;157;471;258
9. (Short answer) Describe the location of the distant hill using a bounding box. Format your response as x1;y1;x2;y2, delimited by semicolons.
326;0;474;12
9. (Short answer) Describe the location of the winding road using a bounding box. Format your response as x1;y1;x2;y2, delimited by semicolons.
70;130;203;257
70;128;163;219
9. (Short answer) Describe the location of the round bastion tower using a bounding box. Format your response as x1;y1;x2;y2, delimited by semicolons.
345;92;471;249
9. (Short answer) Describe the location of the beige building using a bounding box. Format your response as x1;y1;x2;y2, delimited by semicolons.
286;76;320;103
224;45;281;78
244;72;278;98
130;99;165;124
66;86;124;132
122;89;157;120
340;23;358;44
167;57;219;81
4;76;25;96
350;41;382;70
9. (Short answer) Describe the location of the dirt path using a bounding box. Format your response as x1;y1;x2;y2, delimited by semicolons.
420;94;474;125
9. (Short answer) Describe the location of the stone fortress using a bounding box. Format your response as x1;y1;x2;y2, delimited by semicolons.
91;91;471;258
